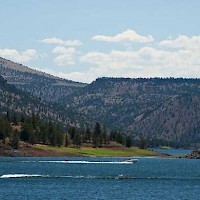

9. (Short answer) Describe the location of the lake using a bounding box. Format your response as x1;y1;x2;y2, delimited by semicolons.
0;152;199;199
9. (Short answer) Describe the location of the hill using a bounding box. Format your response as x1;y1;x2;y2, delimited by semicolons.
0;57;86;102
63;77;200;147
0;57;200;147
0;74;86;128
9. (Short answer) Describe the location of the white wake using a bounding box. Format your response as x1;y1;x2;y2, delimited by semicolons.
38;160;135;164
0;174;42;179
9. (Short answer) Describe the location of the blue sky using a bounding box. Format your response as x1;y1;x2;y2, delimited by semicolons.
0;0;200;83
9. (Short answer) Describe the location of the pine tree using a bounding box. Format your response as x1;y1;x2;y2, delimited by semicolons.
68;126;76;140
139;136;147;149
0;116;12;141
21;119;32;141
125;135;132;148
40;123;49;144
49;122;56;146
73;131;82;148
10;129;20;149
84;127;91;143
64;133;71;147
29;129;36;145
12;113;18;126
93;122;102;148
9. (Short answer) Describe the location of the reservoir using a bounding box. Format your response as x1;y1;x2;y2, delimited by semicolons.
0;152;199;200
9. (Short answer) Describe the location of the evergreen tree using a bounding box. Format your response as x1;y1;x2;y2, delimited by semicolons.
12;113;18;126
93;122;102;148
40;123;49;144
20;113;25;123
21;119;33;141
125;135;132;148
10;129;20;149
64;133;71;147
6;111;11;122
84;127;91;143
29;129;36;145
0;116;12;140
116;132;125;145
55;125;63;147
68;126;76;140
49;122;57;146
102;126;109;144
139;136;147;149
73;131;82;148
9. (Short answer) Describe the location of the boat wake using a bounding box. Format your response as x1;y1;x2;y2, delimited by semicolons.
14;160;137;164
1;174;200;180
0;174;43;179
38;160;136;164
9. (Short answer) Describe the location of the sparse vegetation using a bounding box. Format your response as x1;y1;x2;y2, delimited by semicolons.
1;57;200;148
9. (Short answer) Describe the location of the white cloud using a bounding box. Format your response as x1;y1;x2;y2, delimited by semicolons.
52;46;76;54
79;46;200;82
24;32;200;83
0;48;38;63
41;38;82;66
159;35;200;49
92;29;154;43
38;44;200;83
52;46;76;66
41;69;94;83
41;37;82;46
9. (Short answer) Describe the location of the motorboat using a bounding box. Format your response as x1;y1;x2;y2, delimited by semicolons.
125;159;138;163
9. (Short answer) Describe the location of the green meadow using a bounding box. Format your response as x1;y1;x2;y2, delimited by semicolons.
36;145;164;157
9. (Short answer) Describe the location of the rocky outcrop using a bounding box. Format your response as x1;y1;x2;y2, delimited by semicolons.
184;149;200;159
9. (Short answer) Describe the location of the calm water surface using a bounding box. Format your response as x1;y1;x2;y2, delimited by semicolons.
153;148;192;156
0;152;199;200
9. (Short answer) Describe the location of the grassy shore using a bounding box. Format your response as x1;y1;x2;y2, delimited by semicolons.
35;144;165;157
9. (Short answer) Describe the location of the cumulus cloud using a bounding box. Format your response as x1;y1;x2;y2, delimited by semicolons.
79;46;200;82
41;37;82;46
52;46;76;66
40;69;94;83
92;29;154;43
0;48;38;63
39;44;200;83
29;32;200;83
159;35;200;49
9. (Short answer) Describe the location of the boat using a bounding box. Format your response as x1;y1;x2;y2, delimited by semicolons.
125;159;138;163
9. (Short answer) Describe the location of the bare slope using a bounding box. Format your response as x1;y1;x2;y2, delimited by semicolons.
0;57;86;102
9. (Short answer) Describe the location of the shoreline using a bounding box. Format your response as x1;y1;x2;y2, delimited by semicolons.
0;143;167;158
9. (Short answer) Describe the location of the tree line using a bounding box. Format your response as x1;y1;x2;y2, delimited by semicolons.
0;112;136;149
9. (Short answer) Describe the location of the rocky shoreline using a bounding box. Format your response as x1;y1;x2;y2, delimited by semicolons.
184;149;200;159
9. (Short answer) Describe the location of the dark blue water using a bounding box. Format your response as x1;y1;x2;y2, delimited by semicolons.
0;156;199;200
153;148;192;156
